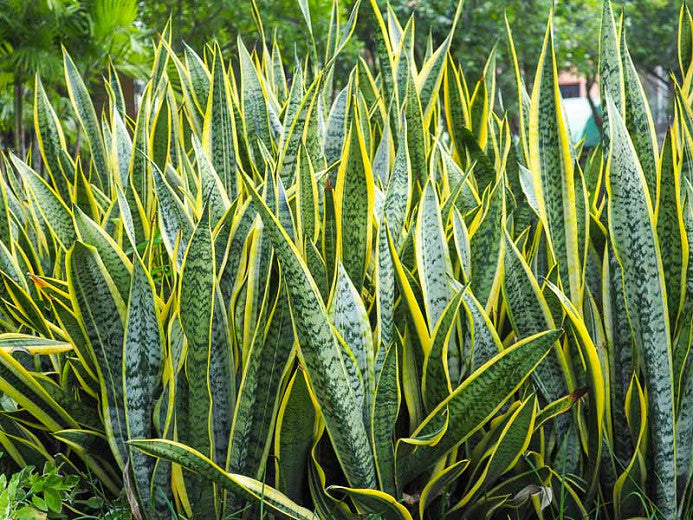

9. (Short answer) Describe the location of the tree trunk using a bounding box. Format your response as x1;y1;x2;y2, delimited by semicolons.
13;78;24;157
585;77;602;131
177;0;183;48
74;126;82;157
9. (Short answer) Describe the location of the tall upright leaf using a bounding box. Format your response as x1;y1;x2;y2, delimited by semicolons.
336;117;375;291
605;96;676;517
63;51;109;188
203;49;239;199
67;243;127;468
528;17;582;307
241;173;376;489
124;260;164;518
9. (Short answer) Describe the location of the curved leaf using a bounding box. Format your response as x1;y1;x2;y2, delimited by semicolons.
130;439;319;520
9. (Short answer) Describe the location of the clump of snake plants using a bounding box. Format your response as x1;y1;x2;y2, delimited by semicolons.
0;0;692;518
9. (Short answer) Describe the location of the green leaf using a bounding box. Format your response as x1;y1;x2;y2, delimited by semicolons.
229;287;294;479
9;154;75;250
599;0;625;142
14;506;46;520
178;211;223;515
124;259;164;515
375;122;412;352
296;144;320;246
63;50;109;188
327;486;412;520
0;347;78;432
297;0;314;38
680;3;693;75
417;32;453;124
0;334;71;355
184;44;211;110
656;130;687;326
241;172;376;489
613;374;647;519
74;208;132;302
67;242;127;467
130;439;319;520
203;48;239;199
469;177;505;310
329;263;375;420
382;122;412;242
127;86;151;234
151;161;194;269
502;230;571;403
450;396;537;510
279;76;318;186
397;328;562;484
110;108;132;188
33;75;70;200
416;182;452;332
192;134;230;226
422;289;465;412
43;488;61;513
452;208;471;281
469;76;488;152
324;86;350;168
180;210;234;468
404;62;426;188
606;95;675;515
444;61;470;163
336;117;375;291
461;288;501;372
375;221;396;358
275;369;316;503
239;37;276;157
529;16;583;306
371;344;400;496
620;22;659;203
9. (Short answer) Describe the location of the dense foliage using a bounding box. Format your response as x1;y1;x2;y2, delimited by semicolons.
0;462;134;519
0;0;680;157
0;0;148;155
1;0;693;518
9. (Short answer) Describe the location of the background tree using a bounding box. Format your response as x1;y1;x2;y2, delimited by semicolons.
0;0;682;152
623;0;679;86
357;0;677;128
139;0;344;60
0;0;148;155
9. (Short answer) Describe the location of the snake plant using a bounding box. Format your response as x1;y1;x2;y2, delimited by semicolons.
0;0;691;518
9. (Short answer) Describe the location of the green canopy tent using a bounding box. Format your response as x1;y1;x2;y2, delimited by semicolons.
562;96;601;149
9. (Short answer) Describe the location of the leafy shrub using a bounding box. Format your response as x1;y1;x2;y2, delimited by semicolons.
0;458;141;520
0;0;691;519
0;464;79;519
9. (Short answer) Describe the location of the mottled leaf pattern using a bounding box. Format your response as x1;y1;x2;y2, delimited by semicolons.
5;6;693;520
606;96;676;516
